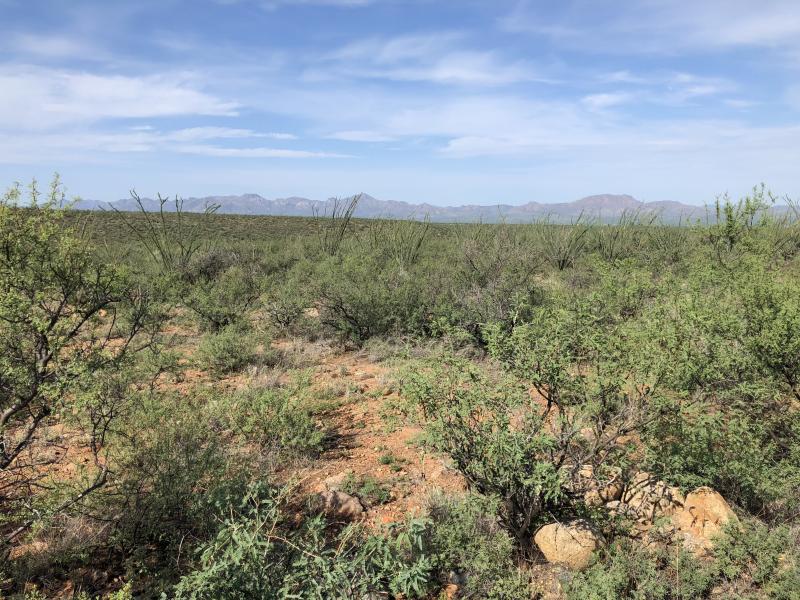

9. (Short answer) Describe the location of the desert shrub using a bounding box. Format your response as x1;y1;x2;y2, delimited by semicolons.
436;222;542;344
591;261;661;321
532;215;592;270
0;179;156;549
405;335;658;545
566;521;799;600
262;264;315;333
359;215;432;272
564;539;710;600
181;247;242;281
339;473;392;507
591;210;651;263
185;261;263;332
645;220;695;266
213;385;325;464
59;394;246;596
641;266;800;519
196;324;258;376
314;251;427;343
314;195;360;257
644;402;800;519
91;375;328;584
113;192;219;274
403;358;568;545
445;298;659;537
742;275;800;400
424;494;532;599
706;185;776;268
173;481;434;599
709;520;800;597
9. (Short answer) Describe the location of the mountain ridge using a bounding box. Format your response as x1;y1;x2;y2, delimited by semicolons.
74;192;710;223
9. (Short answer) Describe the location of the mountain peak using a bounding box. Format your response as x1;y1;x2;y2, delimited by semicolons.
572;194;641;210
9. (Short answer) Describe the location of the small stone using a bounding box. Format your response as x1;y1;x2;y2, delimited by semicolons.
321;472;349;492
318;490;364;520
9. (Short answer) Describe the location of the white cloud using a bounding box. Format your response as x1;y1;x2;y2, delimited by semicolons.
0;127;320;164
318;33;541;86
265;0;374;6
0;66;238;130
220;0;374;8
163;127;297;141
175;144;349;158
7;33;105;61
502;0;800;55
581;92;634;111
327;130;395;142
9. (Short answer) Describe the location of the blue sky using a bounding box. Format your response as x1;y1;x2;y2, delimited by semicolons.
2;0;800;205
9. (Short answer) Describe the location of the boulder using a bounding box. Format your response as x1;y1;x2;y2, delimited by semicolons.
584;466;624;507
621;471;684;521
672;487;736;555
534;520;602;571
318;490;364;520
568;464;624;507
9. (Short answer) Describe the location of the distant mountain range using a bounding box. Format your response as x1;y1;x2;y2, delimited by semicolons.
74;193;718;224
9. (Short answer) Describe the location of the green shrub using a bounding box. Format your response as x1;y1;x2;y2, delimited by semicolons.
314;251;427;343
263;268;313;332
196;325;258;376
566;520;800;600
185;262;262;332
641;267;800;519
340;473;392;507
103;392;239;575
564;539;709;600
438;222;543;344
591;210;650;263
403;358;567;544
532;215;592;270
173;481;434;599
214;385;326;464
424;494;532;599
0;178;155;546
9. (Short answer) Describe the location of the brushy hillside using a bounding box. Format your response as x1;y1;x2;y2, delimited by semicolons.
2;179;799;599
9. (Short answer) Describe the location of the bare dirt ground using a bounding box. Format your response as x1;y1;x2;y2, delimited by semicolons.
274;340;468;526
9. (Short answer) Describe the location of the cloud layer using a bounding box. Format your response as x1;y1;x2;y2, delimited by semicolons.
1;0;799;204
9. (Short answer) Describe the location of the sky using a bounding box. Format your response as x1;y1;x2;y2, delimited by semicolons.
2;0;800;206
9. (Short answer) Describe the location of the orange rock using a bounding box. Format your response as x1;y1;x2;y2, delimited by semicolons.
534;520;602;571
672;486;736;555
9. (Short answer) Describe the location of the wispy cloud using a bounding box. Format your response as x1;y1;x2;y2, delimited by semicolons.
219;0;375;9
326;130;396;142
581;92;634;111
175;144;349;158
502;0;800;55
0;67;238;130
314;33;542;86
162;127;297;141
0;126;326;164
6;33;106;61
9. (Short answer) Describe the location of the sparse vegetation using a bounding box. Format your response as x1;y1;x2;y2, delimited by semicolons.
3;178;799;598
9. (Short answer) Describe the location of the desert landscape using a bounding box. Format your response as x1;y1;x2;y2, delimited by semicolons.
3;0;800;597
1;183;799;598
